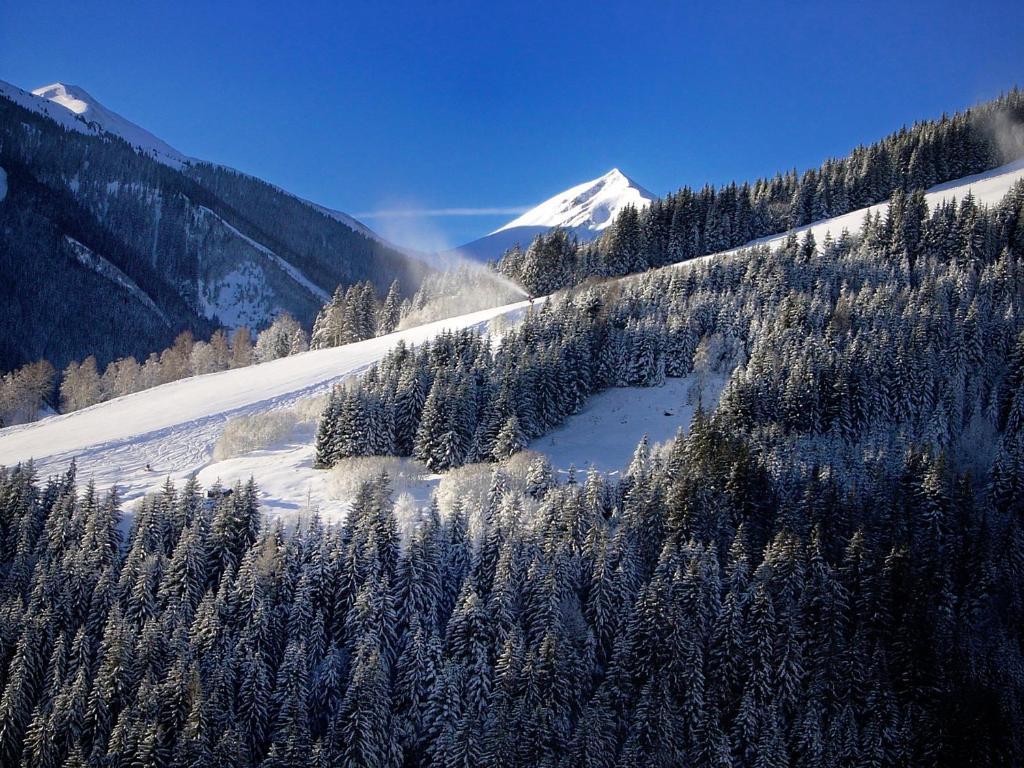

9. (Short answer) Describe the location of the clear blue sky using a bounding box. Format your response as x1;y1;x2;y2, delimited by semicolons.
2;0;1022;247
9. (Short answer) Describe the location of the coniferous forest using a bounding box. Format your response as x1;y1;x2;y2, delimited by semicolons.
3;158;1024;767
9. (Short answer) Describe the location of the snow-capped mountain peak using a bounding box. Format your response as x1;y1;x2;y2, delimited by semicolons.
30;82;186;166
451;168;654;262
492;167;653;235
32;83;93;115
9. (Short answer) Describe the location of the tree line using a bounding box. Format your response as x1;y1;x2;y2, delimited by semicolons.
1;279;411;426
2;264;530;428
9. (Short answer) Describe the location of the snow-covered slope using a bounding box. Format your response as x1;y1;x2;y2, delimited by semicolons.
1;78;406;249
694;157;1024;266
530;373;727;475
30;82;187;167
454;168;654;262
0;299;535;516
495;168;653;233
1;79;104;138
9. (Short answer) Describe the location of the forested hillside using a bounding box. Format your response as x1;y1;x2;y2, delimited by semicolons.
2;163;1023;767
315;182;1024;479
0;83;427;372
499;89;1024;294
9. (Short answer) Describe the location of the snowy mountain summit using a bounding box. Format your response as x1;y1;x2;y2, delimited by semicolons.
31;82;186;166
455;168;654;262
495;168;653;234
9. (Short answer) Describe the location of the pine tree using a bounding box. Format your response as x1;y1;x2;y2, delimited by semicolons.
492;415;526;461
378;280;402;336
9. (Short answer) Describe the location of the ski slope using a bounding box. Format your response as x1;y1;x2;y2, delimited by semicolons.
0;300;534;513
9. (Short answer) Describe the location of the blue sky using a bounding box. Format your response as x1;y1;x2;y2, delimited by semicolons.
2;0;1022;247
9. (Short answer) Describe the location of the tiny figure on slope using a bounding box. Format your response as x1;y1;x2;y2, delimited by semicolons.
144;463;152;472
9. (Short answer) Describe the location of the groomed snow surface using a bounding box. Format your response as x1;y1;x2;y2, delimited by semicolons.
1;159;1021;521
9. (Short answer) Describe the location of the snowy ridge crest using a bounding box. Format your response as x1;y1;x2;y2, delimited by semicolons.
29;82;187;167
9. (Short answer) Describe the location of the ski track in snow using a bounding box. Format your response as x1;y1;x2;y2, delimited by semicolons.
1;159;1021;520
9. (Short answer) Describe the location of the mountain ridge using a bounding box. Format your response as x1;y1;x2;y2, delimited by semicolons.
0;78;429;371
20;80;409;254
31;82;188;167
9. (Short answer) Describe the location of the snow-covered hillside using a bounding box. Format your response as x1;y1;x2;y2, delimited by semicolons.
0;300;535;516
197;371;725;519
1;79;115;143
454;168;654;262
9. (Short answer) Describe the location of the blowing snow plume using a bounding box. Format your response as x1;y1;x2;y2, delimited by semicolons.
986;108;1024;165
366;201;529;330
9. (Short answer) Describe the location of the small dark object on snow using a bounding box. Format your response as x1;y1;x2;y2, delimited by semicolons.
663;411;674;417
207;488;234;500
144;463;152;472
